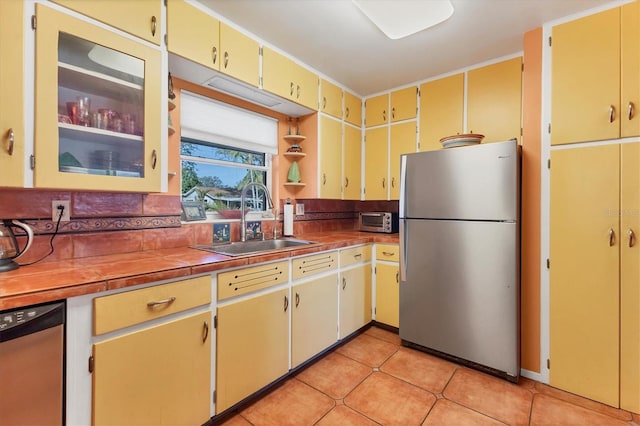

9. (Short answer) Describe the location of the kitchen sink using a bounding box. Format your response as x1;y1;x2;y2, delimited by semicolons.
192;238;315;257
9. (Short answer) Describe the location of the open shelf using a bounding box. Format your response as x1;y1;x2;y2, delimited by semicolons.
283;152;306;158
283;134;306;143
283;182;306;187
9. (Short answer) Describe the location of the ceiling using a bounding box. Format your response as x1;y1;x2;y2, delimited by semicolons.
198;0;614;96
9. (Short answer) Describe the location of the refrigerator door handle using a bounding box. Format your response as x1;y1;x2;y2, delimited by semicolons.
399;155;407;218
399;219;407;282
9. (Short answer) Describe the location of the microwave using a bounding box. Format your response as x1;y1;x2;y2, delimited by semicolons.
358;212;399;233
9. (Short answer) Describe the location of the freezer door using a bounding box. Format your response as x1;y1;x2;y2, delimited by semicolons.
400;140;519;221
399;219;519;377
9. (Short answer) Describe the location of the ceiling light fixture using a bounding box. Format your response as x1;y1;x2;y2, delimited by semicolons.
352;0;454;40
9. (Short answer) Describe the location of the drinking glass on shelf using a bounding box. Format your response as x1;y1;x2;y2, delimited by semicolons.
66;102;78;125
77;96;91;126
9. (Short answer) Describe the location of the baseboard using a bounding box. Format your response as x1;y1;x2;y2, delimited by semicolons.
520;368;544;383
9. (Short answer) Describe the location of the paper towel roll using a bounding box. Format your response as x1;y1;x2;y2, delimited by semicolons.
283;204;294;236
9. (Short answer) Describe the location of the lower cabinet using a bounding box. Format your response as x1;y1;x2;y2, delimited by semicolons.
92;311;212;426
375;263;399;328
291;273;339;367
216;288;289;413
339;263;372;338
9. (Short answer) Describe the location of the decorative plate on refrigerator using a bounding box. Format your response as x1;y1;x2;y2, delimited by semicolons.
440;133;485;148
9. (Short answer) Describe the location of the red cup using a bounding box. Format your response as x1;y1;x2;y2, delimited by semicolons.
66;102;78;125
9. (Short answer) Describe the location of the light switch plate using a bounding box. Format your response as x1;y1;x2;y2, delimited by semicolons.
296;203;304;215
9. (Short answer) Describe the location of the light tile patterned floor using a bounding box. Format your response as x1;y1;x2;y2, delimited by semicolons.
220;326;639;426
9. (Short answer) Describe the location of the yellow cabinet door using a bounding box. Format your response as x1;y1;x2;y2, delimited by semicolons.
339;264;372;338
0;0;24;187
220;22;260;87
467;57;522;144
376;262;399;328
93;311;211;426
293;63;319;111
167;0;220;70
35;5;162;192
344;91;362;127
550;144;620;407
319;115;342;199
620;142;640;412
343;124;362;200
389;122;416;200
262;47;318;110
419;74;464;152
52;0;161;45
551;8;620;145
216;288;289;413
320;79;343;118
364;127;388;200
390;86;417;122
292;274;339;367
365;94;389;127
621;1;640;138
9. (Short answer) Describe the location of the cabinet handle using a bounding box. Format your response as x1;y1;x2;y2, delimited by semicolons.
345;176;349;188
284;295;289;312
382;251;395;256
609;105;616;123
629;229;636;248
290;82;295;96
224;51;229;69
382;177;386;188
322;97;327;109
147;296;176;308
202;321;209;343
345;107;350;118
297;85;301;99
609;228;615;246
342;277;346;290
391;107;396;119
323;173;326;185
391;177;395;188
295;292;300;307
151;16;157;37
382;109;386;121
6;128;14;155
151;149;157;170
212;46;218;65
629;102;635;120
396;271;399;283
354;253;362;259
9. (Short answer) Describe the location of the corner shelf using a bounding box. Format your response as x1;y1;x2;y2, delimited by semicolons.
283;134;306;143
168;124;176;136
168;98;176;111
283;152;306;158
283;182;306;187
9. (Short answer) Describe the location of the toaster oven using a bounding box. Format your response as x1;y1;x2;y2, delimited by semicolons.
358;212;399;233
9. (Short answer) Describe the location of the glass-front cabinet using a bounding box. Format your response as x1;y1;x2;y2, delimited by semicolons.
35;5;162;191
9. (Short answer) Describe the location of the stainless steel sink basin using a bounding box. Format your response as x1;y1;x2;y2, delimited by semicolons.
192;239;315;257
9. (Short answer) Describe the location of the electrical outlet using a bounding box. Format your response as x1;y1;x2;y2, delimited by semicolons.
296;203;305;216
52;200;70;222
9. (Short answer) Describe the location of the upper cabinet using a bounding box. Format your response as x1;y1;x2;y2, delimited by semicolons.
551;3;639;145
167;1;259;87
343;90;362;127
419;74;464;152
365;94;389;127
343;124;362;200
34;5;162;192
0;0;24;187
262;47;318;110
467;57;522;144
318;115;342;199
389;122;416;200
320;79;342;119
51;0;161;45
390;86;418;122
364;126;388;200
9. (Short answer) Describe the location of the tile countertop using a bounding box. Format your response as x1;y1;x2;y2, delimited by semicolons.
0;232;399;310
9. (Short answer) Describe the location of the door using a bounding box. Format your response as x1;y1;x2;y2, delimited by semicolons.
390;87;417;122
364;127;388;200
621;1;640;138
167;0;220;70
419;74;464;152
399;219;519;377
344;91;362;127
389;122;416;200
365;94;389;127
376;262;399;328
319;115;342;199
549;144;620;407
339;264;372;338
220;22;259;87
291;274;338;367
343;124;362;200
320;79;343;118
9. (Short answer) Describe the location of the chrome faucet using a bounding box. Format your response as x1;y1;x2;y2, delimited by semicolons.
240;182;274;242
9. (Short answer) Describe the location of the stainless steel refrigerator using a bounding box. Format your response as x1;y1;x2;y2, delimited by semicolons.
399;139;520;381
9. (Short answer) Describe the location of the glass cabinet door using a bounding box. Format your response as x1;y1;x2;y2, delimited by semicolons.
35;5;162;192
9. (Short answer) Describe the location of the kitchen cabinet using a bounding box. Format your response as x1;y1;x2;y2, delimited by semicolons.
467;57;522;144
167;1;259;88
339;245;372;338
262;46;319;110
217;260;289;300
320;79;343;118
319;115;343;199
216;287;289;413
0;0;24;187
34;5;162;192
390;86;418;122
364;127;388;200
51;0;162;45
550;142;640;411
375;244;399;328
365;94;389;127
551;3;639;145
344;90;363;127
389;122;417;200
343;124;362;200
419;73;464;152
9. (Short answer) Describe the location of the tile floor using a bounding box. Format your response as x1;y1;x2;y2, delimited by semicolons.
220;326;640;425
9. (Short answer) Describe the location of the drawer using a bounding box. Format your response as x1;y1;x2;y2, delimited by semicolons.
94;276;211;335
218;261;289;301
292;251;338;280
340;244;372;268
376;244;399;262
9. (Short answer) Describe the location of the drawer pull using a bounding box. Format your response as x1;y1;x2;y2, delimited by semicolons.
396;271;399;283
382;251;395;256
147;297;176;308
628;102;635;120
609;105;616;123
608;228;615;246
295;292;300;307
354;253;362;259
202;321;209;343
212;46;218;65
7;128;14;155
629;229;635;248
284;295;289;312
150;16;157;37
224;51;229;69
342;277;347;290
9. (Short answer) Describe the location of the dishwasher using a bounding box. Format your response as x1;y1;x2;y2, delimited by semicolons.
0;301;65;425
